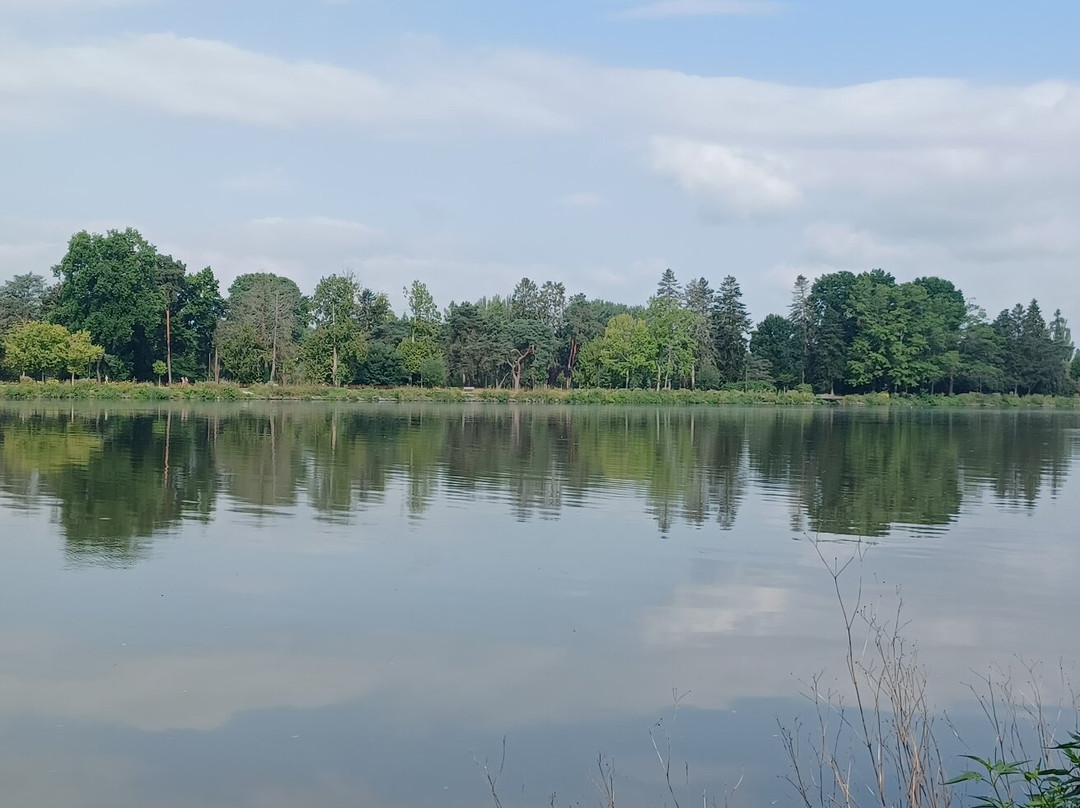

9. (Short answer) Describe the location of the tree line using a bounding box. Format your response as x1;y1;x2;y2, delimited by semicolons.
0;227;1076;395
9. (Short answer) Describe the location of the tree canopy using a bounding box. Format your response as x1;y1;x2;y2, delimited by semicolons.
0;227;1074;395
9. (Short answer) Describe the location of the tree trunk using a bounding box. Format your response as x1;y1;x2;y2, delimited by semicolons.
332;344;339;387
165;306;173;385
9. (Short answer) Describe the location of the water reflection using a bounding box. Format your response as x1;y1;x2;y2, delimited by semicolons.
0;405;1076;559
1;404;1079;808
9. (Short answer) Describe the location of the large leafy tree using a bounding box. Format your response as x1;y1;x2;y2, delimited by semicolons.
3;321;71;380
599;313;654;388
176;267;225;381
645;297;698;390
220;273;307;384
397;280;443;385
807;271;857;394
751;314;800;389
3;321;103;382
560;295;628;389
305;273;367;386
50;229;167;380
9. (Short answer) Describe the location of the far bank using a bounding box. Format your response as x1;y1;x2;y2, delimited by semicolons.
1;381;1079;408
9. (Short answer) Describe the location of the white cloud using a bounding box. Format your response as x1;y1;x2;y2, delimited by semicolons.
0;34;571;132
617;0;782;19
651;137;801;217
2;31;1080;314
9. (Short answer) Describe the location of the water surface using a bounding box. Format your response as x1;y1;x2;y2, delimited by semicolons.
1;404;1077;807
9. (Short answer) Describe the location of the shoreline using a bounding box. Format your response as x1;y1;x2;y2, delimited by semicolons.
1;381;1078;408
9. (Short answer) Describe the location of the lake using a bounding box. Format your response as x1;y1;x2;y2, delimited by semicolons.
0;403;1077;808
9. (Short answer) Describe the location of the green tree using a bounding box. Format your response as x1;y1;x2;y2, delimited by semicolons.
221;273;306;384
787;274;812;385
599;313;654;388
656;268;681;302
560;296;628;389
0;273;47;333
807;271;857;394
683;277;717;388
956;304;1003;393
177;267;225;380
645;297;698;390
1049;309;1075;394
51;229;167;380
712;275;751;384
66;330;105;383
446;301;489;386
750;314;800;389
306;273;367;386
3;321;72;380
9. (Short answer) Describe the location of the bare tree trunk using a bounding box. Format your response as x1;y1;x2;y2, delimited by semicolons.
165;306;173;385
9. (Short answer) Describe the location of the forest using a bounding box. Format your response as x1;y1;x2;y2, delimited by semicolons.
0;227;1077;396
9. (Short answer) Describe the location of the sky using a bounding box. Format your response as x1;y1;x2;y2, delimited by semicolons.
1;0;1079;321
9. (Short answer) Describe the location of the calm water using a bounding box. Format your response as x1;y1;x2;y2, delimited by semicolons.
1;403;1078;808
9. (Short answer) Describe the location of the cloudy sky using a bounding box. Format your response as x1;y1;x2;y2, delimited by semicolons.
2;0;1079;321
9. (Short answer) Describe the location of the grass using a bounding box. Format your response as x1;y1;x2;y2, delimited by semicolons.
0;380;1078;407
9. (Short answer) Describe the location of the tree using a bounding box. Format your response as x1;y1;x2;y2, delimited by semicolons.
992;304;1026;394
1049;309;1075;394
713;276;751;384
307;273;367;386
956;304;1003;393
0;273;47;333
221;273;306;384
177;267;225;380
599;313;654;388
446;302;489;387
66;330;105;383
51;228;167;380
645;297;698;390
510;277;542;320
683;277;717;388
497;318;554;391
152;360;168;385
656;268;681;302
750;314;800;389
155;253;186;385
404;279;440;328
560;296;627;389
787;274;812;385
807;271;857;394
3;321;74;380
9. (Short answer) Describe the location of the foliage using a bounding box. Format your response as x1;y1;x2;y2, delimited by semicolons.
950;738;1080;808
4;225;1077;396
599;313;654;388
3;321;72;380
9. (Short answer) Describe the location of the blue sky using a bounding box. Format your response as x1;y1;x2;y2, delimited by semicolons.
2;0;1079;320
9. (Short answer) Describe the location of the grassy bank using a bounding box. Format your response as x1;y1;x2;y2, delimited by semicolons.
1;380;1079;407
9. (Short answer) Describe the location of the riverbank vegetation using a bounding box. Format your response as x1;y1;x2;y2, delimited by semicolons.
3;380;1080;407
2;227;1078;397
